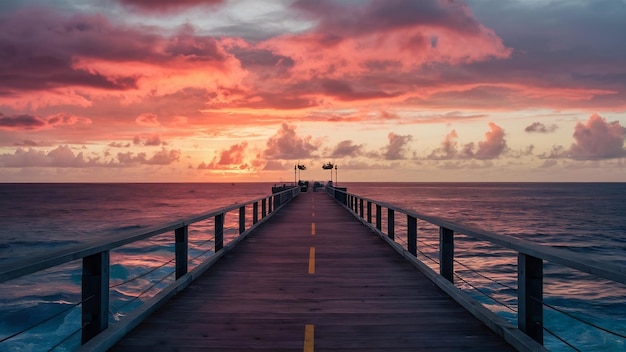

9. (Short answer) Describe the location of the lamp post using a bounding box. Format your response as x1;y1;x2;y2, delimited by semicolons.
294;164;297;185
335;164;338;185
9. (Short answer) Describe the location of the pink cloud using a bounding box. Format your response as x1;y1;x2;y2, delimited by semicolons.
0;145;96;167
263;123;319;160
117;148;180;165
569;113;625;160
0;114;47;130
199;142;249;170
383;132;413;160
119;0;225;13
0;112;91;131
331;140;365;158
136;113;162;127
474;122;507;159
263;0;510;81
0;8;242;109
525;122;558;134
428;123;507;160
428;130;458;160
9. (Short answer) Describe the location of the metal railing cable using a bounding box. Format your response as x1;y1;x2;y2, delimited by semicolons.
110;257;176;289
453;272;516;312
110;268;176;314
529;295;626;339
543;325;582;352
0;295;92;344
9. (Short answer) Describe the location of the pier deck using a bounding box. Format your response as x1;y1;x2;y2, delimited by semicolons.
111;191;514;351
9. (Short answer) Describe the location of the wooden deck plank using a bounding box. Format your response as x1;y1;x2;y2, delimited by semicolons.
110;191;515;351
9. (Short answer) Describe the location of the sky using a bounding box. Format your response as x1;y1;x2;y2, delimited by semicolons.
0;0;625;183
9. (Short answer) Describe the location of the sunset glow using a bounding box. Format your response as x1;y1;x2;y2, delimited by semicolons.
1;0;625;182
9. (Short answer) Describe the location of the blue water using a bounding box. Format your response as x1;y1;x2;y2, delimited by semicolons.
1;182;625;351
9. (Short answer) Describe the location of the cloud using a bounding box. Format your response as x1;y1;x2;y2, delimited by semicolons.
473;122;507;159
427;123;507;160
144;135;166;146
0;145;95;167
0;145;181;168
525;122;558;133
117;148;180;165
265;0;510;80
199;142;249;170
118;0;225;13
383;132;413;160
0;112;91;131
0;114;47;130
263;123;319;159
428;130;458;160
569;113;625;160
0;8;241;109
136;113;162;127
331;140;364;158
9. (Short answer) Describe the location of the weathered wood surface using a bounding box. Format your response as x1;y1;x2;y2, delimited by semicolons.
110;191;514;351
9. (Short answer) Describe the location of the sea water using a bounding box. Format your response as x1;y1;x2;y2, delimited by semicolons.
1;182;625;351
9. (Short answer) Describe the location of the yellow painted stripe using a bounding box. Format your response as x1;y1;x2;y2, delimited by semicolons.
312;212;315;218
303;324;314;352
311;222;316;235
308;247;315;274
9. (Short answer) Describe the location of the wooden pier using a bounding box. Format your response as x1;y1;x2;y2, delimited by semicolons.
109;191;514;351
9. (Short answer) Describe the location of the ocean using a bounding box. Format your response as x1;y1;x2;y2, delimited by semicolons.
0;182;625;351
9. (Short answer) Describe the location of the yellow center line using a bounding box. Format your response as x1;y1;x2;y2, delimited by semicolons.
312;212;315;218
303;324;314;352
308;247;315;274
311;222;316;235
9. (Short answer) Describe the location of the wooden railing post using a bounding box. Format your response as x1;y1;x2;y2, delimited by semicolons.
375;204;382;230
387;209;395;240
175;226;188;279
262;198;267;218
215;213;224;252
239;206;246;234
439;227;454;282
518;253;544;344
367;201;372;223
253;202;259;224
359;198;364;218
268;196;273;213
407;215;417;256
82;251;109;344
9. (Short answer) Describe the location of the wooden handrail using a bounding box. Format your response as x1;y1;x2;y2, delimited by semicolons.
0;186;300;346
326;185;625;348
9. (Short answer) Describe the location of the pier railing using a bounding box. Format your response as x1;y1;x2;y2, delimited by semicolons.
327;186;626;351
0;187;299;351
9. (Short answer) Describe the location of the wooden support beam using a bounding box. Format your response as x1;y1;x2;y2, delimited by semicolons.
407;215;417;256
387;208;395;240
440;227;454;283
82;251;109;344
239;206;246;234
175;226;188;279
262;198;267;218
518;253;544;344
359;198;364;218
215;213;224;252
253;202;259;224
375;204;382;230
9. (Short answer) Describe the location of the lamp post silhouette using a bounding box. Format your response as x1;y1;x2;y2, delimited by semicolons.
322;162;334;183
335;164;338;186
